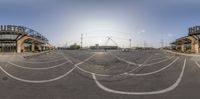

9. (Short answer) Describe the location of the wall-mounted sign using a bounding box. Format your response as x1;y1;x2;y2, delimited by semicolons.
189;26;200;34
0;25;26;32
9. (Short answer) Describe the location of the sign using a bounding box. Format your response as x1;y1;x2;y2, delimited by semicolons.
0;25;26;32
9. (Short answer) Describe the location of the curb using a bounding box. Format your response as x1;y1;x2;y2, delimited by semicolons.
163;50;200;57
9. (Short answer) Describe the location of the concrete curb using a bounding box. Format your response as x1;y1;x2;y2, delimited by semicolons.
163;50;200;57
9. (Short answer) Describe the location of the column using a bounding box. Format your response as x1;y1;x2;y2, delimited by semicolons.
181;44;185;52
31;42;35;52
17;39;25;53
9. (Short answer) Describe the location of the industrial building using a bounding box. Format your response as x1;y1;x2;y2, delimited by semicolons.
0;25;53;53
171;26;200;53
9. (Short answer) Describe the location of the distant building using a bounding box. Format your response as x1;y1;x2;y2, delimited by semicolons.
90;44;118;50
69;43;80;50
171;26;200;53
58;43;80;50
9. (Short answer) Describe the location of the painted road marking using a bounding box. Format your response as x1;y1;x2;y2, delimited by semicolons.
61;52;178;77
0;65;75;83
111;56;174;75
109;51;173;67
142;56;174;66
28;56;63;61
21;52;65;63
62;53;111;76
21;58;65;64
0;54;95;83
61;53;112;76
127;57;179;76
138;54;154;66
108;52;139;66
194;60;200;69
75;65;111;76
124;55;156;73
149;55;170;61
92;58;186;95
7;60;70;70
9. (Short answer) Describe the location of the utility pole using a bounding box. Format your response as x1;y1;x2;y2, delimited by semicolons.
81;33;83;48
65;42;68;48
129;39;132;48
160;39;164;49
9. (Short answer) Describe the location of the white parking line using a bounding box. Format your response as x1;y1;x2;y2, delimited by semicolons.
109;52;173;67
61;53;113;76
62;52;141;77
28;56;63;61
142;56;174;66
139;54;155;66
20;58;65;64
114;56;174;75
60;52;177;77
108;52;138;66
0;54;95;83
123;55;156;73
194;60;200;69
150;56;169;61
126;57;179;76
92;58;186;95
0;65;76;83
7;60;70;70
75;65;111;76
113;55;138;66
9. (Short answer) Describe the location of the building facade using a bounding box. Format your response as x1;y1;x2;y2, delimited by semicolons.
171;26;200;53
0;25;53;53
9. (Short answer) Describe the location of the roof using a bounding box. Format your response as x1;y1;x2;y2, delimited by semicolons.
174;36;191;44
0;25;48;43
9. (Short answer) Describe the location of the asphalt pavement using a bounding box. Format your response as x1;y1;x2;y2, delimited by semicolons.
0;49;200;99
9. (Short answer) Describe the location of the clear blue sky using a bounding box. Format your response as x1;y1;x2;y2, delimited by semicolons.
0;0;200;48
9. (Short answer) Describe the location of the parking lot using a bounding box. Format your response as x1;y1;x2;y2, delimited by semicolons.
0;49;200;99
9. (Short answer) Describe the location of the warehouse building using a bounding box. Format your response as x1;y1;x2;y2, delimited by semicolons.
0;25;53;53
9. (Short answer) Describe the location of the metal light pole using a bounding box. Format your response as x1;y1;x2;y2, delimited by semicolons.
81;33;83;48
129;39;132;48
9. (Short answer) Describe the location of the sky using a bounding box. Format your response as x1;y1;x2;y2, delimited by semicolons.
0;0;200;48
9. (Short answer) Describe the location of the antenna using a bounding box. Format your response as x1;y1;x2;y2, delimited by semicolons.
105;36;118;46
105;37;111;46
